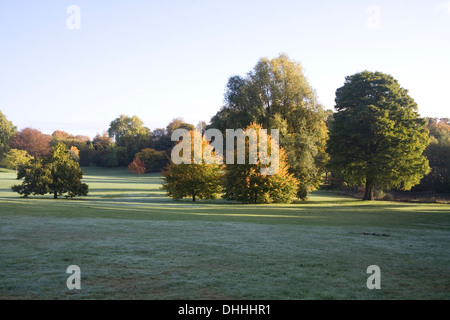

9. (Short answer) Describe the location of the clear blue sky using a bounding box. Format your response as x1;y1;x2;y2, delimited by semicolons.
1;0;449;138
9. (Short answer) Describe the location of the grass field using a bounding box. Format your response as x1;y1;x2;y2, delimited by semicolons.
0;167;449;300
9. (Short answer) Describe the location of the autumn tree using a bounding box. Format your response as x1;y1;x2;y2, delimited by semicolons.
223;123;298;204
327;71;430;200
209;54;328;200
12;143;88;199
11;127;51;158
162;129;223;201
52;130;71;140
0;111;17;160
128;158;146;176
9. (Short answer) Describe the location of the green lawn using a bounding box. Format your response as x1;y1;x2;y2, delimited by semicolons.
0;167;449;299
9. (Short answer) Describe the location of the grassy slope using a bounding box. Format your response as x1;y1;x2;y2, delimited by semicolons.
0;167;449;299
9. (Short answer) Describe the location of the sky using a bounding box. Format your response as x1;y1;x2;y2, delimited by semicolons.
1;0;449;139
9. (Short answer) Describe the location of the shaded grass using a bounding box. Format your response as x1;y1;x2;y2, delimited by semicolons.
0;167;449;299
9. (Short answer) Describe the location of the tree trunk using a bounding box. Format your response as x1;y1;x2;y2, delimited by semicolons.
192;191;196;202
363;178;374;201
54;191;58;199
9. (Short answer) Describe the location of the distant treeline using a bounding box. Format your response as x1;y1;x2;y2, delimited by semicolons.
0;114;194;173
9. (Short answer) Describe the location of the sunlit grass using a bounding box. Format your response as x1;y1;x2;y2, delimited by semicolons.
0;167;449;299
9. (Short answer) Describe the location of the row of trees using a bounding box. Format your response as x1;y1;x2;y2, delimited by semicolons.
2;54;449;202
162;124;298;203
162;56;449;202
0;113;195;172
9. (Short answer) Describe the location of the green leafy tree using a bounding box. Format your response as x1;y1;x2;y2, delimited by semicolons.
418;142;450;193
162;129;223;202
11;159;52;197
209;54;328;200
108;115;151;163
92;132;115;151
150;128;172;152
136;148;169;172
1;149;34;171
327;71;430;200
0;111;17;160
413;118;450;193
223;123;298;204
12;143;88;199
51;130;94;166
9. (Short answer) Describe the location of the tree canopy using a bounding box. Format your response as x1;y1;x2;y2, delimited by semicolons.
162;129;223;201
209;54;328;200
0;111;17;160
11;127;51;158
128;158;146;176
413;118;450;193
108;115;151;163
1;149;34;171
327;71;430;200
12;143;88;199
223;123;298;204
136;148;169;172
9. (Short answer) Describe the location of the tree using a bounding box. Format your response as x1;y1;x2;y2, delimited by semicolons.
92;132;114;151
136;148;169;172
413;118;450;193
0;111;17;160
75;135;91;142
327;71;430;200
150;128;172;152
128;158;146;176
11;127;51;158
93;145;127;167
209;54;328;200
50;130;93;166
12;143;88;199
417;142;450;193
52;130;71;140
427;118;450;145
108;115;151;163
11;158;52;197
69;146;80;162
223;123;298;204
79;142;96;167
162;129;223;201
166;118;194;136
1;149;34;171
